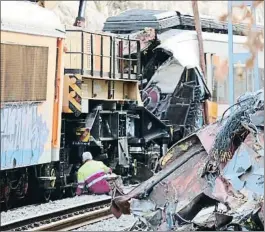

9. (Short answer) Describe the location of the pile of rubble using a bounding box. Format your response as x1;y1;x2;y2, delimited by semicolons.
110;89;264;231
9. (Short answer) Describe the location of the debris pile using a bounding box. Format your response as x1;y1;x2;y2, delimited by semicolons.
110;89;264;231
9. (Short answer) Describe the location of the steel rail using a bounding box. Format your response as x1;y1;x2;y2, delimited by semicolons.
0;198;112;231
30;206;113;231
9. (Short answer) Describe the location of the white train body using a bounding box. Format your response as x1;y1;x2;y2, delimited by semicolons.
155;29;264;117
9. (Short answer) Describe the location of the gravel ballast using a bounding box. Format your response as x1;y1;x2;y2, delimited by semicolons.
74;214;137;231
1;194;111;225
1;185;136;226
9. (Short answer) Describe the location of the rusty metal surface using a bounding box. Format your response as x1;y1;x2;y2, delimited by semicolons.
112;138;204;215
122;28;156;55
148;148;210;211
196;122;222;154
112;90;264;231
113;127;264;216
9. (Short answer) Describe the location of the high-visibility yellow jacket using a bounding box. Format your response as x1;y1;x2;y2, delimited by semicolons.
76;160;111;195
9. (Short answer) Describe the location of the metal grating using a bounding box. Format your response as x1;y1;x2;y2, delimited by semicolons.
0;43;48;103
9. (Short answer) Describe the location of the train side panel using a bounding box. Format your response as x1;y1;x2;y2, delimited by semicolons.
1;31;58;170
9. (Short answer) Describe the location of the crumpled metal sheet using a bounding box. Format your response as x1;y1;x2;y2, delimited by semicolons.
130;199;157;217
223;133;264;196
244;128;264;157
250;110;264;127
122;28;156;55
155;31;200;68
223;143;252;191
112;137;205;216
111;104;264;230
149;152;210;210
196;122;222;154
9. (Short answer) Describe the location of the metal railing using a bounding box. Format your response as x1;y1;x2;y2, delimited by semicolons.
64;29;142;81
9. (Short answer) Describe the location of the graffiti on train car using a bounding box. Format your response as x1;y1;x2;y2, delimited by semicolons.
141;85;171;119
1;102;49;169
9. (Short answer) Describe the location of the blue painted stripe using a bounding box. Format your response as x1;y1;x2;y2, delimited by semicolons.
1;149;51;170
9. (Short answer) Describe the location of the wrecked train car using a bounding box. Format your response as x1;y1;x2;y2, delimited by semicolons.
111;89;264;231
103;9;264;128
104;12;213;142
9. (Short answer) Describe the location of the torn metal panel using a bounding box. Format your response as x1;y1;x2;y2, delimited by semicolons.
111;90;264;231
211;176;237;206
130;199;157;217
155;31;200;68
121;28;156;55
148;150;211;212
142;64;210;138
223;143;252;191
250;110;264;127
222;139;264;197
196;122;222;154
144;57;184;94
112;136;204;216
244;129;264;157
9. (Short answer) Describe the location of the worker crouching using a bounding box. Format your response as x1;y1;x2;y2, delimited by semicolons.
76;152;112;196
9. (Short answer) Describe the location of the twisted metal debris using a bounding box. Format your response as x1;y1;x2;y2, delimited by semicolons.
110;89;264;232
211;90;264;163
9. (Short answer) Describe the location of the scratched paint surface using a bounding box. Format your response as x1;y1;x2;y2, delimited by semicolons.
1;103;49;169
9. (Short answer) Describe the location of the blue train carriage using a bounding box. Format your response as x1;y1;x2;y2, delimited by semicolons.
0;1;65;207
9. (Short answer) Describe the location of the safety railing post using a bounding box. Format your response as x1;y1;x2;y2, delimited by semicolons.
228;1;259;107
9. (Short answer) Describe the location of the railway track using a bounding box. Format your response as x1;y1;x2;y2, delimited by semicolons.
0;198;112;231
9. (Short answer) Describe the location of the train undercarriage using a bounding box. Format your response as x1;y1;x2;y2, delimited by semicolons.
0;105;169;210
61;101;171;182
0;164;58;209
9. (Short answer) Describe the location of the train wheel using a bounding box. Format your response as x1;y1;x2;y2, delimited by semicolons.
4;186;12;210
66;186;76;198
51;187;64;200
5;198;12;210
50;169;56;188
43;168;56;202
43;190;52;202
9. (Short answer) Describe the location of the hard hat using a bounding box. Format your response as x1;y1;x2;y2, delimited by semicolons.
82;152;93;162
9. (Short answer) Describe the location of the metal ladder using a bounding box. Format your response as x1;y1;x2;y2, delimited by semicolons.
228;1;260;106
59;118;67;178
